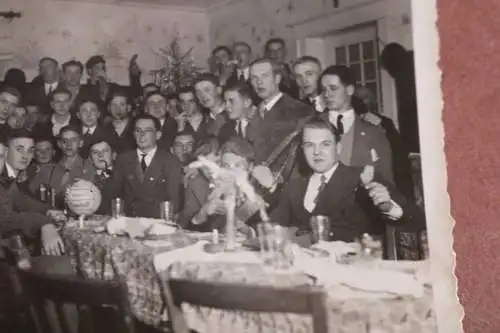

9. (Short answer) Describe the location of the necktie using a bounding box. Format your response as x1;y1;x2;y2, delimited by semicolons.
258;103;267;119
238;71;245;81
140;153;147;172
336;114;344;137
313;174;327;204
47;85;53;96
83;128;91;137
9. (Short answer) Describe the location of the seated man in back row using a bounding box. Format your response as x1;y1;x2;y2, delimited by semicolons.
270;118;425;242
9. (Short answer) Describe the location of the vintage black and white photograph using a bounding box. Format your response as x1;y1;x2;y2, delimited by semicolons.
0;0;458;332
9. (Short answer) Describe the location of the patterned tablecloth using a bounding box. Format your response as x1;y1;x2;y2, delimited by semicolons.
62;217;437;333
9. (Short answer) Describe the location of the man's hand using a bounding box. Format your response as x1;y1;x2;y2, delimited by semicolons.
365;182;403;220
41;224;65;256
46;209;67;223
360;112;382;126
251;165;276;191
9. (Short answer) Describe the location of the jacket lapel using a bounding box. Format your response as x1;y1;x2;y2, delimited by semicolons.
143;150;163;182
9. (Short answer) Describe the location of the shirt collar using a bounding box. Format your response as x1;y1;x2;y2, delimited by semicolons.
5;163;18;178
137;146;158;159
83;125;97;135
328;108;355;119
263;92;283;111
51;114;71;126
312;162;339;183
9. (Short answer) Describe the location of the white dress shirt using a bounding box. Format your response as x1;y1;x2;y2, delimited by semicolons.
136;146;158;168
303;163;339;212
45;82;58;95
82;125;97;136
5;163;18;179
237;67;250;81
235;118;248;137
51;115;71;137
328;109;356;133
260;92;283;117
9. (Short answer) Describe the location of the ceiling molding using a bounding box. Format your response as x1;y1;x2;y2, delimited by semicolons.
51;0;208;13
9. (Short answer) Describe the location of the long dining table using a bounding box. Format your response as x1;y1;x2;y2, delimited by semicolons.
61;216;437;333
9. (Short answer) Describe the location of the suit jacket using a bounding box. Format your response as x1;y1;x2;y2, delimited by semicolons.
111;149;183;217
270;163;425;242
218;119;239;144
158;117;178;151
103;119;136;154
28;81;61;116
320;112;395;185
92;169;114;215
248;94;312;162
0;172;51;239
184;111;228;143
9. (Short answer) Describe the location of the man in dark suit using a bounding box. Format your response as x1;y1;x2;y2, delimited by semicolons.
28;57;61;118
82;55;142;105
61;60;91;115
0;130;66;253
270;119;425;242
111;114;183;217
194;73;229;137
247;58;312;182
227;42;260;105
103;90;136;154
76;96;118;159
263;38;300;99
318;65;395;184
292;56;324;111
0;87;21;143
31;87;80;152
144;91;178;151
176;86;208;142
218;81;255;144
87;139;115;215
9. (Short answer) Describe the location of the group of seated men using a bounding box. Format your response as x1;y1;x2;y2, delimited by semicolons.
0;38;425;269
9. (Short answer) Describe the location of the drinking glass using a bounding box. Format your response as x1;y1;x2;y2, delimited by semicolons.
310;215;332;243
111;198;124;218
160;201;174;222
257;222;293;269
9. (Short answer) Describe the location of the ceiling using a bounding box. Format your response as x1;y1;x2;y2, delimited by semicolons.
56;0;233;11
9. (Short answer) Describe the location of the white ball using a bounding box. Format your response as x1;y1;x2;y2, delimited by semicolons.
65;180;102;216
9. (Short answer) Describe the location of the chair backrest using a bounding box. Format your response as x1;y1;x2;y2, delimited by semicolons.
167;278;328;333
15;268;135;333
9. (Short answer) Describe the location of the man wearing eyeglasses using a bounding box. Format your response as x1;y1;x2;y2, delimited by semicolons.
110;114;183;218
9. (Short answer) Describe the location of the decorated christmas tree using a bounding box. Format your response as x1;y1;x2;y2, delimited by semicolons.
150;30;202;94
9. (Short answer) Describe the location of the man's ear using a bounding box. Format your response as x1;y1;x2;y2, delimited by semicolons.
156;131;162;141
112;152;117;161
216;86;223;97
78;138;84;149
274;72;282;86
346;84;355;96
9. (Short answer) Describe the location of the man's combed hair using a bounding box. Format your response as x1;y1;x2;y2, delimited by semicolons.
302;117;339;143
250;57;282;76
62;60;84;73
59;125;82;138
318;65;356;88
211;45;233;58
264;38;286;52
8;129;34;144
223;81;254;101
193;135;220;158
293;56;321;70
193;72;220;88
133;114;162;132
220;136;256;164
49;86;72;100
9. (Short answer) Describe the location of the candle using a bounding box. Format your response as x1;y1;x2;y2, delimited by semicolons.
212;229;219;244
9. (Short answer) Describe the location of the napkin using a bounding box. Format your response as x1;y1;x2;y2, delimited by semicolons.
297;260;424;297
154;241;261;272
106;217;177;238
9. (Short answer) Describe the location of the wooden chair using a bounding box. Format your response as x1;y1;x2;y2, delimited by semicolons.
13;267;135;333
167;278;328;333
